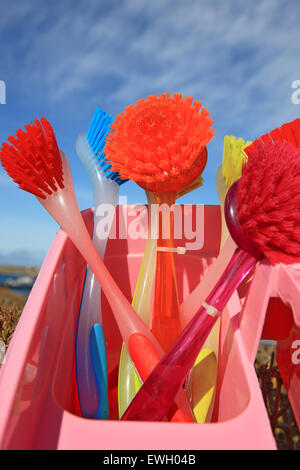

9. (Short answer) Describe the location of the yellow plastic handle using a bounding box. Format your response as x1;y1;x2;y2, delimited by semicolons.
118;191;157;417
216;165;230;250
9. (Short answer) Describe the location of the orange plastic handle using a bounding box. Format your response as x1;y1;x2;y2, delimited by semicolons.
151;192;181;351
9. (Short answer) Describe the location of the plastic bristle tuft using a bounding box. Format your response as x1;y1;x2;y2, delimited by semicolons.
222;136;252;189
237;139;300;265
104;93;214;193
86;108;128;185
0;118;64;199
245;118;300;153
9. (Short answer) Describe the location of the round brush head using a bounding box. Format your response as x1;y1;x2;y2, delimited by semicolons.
84;108;127;185
0;118;64;199
222;135;252;189
245;118;300;154
104;93;214;193
236;139;300;265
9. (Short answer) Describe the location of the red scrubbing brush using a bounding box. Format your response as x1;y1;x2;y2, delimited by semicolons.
245;117;300;151
0;118;197;422
237;140;300;265
105;92;214;351
121;138;300;421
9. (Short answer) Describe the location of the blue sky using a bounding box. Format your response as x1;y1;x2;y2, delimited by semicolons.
0;0;299;265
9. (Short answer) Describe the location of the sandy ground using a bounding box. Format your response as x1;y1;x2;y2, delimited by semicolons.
0;265;39;276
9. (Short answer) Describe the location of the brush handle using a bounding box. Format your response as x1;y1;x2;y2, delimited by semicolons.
122;248;257;421
151;192;181;351
41;162;193;420
130;191;158;325
74;214;193;420
75;177;119;419
216;165;230;250
186;166;228;423
90;324;109;419
118;177;207;419
118;191;157;418
41;156;159;348
118;188;200;421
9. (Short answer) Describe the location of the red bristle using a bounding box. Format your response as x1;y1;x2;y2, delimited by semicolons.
104;93;214;193
40;118;64;188
237;140;300;265
0;118;64;199
245;118;300;153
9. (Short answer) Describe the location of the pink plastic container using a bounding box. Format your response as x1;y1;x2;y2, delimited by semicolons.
0;204;297;450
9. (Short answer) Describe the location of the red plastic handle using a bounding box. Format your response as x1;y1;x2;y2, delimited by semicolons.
128;333;194;423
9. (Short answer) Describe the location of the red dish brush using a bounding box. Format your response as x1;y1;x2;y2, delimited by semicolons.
245;117;300;151
105;92;215;351
237;140;300;265
121;138;300;421
0;118;197;422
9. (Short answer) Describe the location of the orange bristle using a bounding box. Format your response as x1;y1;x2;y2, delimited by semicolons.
0;118;64;199
104;93;215;193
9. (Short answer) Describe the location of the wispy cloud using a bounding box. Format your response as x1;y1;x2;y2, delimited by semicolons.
1;0;299;123
0;0;299;261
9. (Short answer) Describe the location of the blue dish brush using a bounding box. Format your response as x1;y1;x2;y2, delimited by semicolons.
75;108;127;419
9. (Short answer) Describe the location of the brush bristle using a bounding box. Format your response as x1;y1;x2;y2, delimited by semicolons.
0;118;64;199
237;140;300;265
104;93;215;193
86;108;127;185
245;118;300;153
222;136;252;189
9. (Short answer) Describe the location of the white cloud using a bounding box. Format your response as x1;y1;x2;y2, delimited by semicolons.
0;0;300;256
0;0;298;138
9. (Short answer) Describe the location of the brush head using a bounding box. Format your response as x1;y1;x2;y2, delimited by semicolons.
0;118;64;199
222;135;252;189
236;139;300;265
104;93;214;193
85;108;127;185
245;118;300;153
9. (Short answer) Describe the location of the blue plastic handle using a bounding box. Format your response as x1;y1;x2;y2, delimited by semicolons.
90;324;109;419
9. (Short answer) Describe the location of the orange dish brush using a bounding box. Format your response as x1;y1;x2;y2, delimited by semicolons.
105;93;215;350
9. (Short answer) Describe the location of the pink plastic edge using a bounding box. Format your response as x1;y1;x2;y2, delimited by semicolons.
0;205;279;450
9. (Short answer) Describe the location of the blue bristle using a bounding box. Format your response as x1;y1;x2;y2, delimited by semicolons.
86;108;128;185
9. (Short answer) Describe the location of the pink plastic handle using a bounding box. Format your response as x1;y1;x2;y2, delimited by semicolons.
38;152;194;420
122;248;258;421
